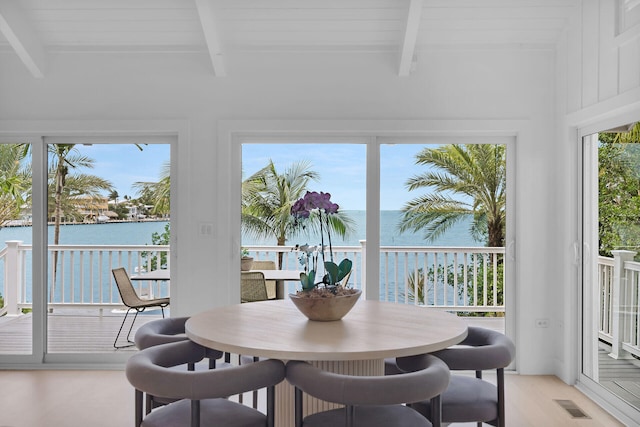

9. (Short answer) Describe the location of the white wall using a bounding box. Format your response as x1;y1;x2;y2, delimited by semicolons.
1;46;559;373
551;1;640;386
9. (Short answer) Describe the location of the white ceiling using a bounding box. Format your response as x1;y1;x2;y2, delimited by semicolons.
0;0;577;78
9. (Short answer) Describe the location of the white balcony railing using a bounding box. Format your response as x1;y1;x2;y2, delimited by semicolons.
1;240;505;316
3;240;637;359
243;242;504;312
0;240;169;315
599;250;640;360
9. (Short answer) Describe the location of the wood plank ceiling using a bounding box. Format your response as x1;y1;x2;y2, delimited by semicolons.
0;0;578;79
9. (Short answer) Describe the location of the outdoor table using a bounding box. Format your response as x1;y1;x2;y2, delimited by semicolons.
130;269;170;298
249;269;302;299
130;269;170;281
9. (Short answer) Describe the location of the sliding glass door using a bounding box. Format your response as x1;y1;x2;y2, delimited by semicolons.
239;134;514;346
0;135;173;364
581;124;640;418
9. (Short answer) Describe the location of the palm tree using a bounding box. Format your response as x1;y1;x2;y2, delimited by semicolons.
399;144;506;247
49;145;113;242
108;190;119;204
48;144;113;297
133;161;170;216
0;144;30;227
242;160;354;268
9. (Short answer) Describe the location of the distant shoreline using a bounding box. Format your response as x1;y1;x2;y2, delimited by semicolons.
2;218;169;228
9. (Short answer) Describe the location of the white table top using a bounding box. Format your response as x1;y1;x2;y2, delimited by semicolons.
130;269;170;281
186;299;468;361
248;269;302;281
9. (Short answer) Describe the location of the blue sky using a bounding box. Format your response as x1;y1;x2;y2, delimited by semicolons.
74;144;169;199
72;143;429;210
243;144;428;210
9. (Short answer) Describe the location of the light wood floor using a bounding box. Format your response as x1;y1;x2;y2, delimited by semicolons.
0;369;625;427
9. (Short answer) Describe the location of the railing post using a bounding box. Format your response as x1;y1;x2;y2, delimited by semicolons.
359;240;366;293
4;240;23;316
609;250;636;359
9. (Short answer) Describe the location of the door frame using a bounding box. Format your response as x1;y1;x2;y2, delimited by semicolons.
0;120;184;368
575;111;640;426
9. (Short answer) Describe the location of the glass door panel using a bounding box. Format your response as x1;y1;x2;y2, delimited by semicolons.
380;142;507;331
241;142;366;297
582;125;640;412
45;141;170;353
0;142;33;355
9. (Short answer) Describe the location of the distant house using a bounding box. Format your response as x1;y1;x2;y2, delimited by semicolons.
49;196;109;223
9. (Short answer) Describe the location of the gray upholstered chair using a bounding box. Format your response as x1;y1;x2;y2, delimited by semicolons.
390;327;516;427
286;354;450;427
112;267;170;349
251;260;277;299
134;316;225;369
241;271;269;303
133;317;229;416
126;340;286;427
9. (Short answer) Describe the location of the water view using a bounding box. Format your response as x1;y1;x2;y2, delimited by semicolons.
243;210;479;247
0;220;169;245
1;213;484;305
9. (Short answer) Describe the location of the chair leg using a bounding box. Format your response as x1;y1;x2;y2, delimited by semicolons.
114;308;136;348
145;393;153;414
252;356;259;409
497;367;505;427
266;385;275;427
294;387;303;427
346;405;355;427
134;389;143;427
191;400;200;427
430;394;442;427
124;310;141;343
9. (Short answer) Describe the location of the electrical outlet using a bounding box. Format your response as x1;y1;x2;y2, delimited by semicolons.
198;222;214;238
535;318;549;328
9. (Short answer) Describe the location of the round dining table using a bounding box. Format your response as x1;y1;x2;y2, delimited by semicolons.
186;298;468;427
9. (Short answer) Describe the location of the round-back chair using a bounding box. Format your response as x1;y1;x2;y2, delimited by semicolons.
126;340;286;427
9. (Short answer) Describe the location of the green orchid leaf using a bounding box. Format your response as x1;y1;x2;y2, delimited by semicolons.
300;270;316;291
337;259;352;281
323;259;353;286
324;261;339;286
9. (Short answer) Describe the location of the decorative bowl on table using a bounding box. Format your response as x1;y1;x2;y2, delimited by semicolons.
289;288;362;321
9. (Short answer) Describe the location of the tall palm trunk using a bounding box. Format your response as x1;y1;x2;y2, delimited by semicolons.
277;236;286;269
51;162;66;301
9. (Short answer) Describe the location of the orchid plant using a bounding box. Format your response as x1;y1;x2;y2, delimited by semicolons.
291;191;353;293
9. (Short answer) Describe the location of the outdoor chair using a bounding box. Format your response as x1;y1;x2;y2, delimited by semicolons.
240;271;269;303
112;267;170;349
286;354;449;427
389;326;516;427
239;269;271;406
251;260;277;299
126;339;286;427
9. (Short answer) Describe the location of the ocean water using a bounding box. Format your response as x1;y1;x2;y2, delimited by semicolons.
0;212;480;247
243;210;481;247
0;221;171;304
1;214;482;303
0;220;169;245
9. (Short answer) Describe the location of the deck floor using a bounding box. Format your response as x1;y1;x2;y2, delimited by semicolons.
0;308;165;353
599;346;640;408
